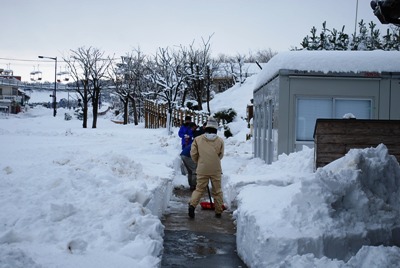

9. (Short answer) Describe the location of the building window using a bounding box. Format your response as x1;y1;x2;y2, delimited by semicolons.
334;99;371;119
296;98;372;141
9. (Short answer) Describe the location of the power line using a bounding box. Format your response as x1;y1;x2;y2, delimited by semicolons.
0;56;120;63
0;57;66;63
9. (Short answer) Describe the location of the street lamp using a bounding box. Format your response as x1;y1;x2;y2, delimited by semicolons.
38;55;57;117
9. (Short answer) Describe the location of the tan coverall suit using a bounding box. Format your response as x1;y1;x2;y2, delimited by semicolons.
189;133;224;214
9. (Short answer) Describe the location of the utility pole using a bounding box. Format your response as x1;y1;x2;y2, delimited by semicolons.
38;55;57;117
354;0;359;37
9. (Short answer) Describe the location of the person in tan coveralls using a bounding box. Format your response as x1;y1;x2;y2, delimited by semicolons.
188;116;224;218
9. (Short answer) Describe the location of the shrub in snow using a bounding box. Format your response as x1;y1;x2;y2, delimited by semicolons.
213;108;237;138
223;125;233;138
185;101;196;110
213;108;237;124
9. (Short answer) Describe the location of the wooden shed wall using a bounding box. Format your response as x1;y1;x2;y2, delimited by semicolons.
314;119;400;169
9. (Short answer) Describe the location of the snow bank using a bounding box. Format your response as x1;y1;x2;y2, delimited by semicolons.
0;107;177;268
234;144;400;267
222;146;314;209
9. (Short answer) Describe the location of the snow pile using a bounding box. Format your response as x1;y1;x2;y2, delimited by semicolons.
0;107;176;268
233;144;400;267
210;75;256;118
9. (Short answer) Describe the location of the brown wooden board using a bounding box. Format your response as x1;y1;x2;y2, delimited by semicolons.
314;119;400;169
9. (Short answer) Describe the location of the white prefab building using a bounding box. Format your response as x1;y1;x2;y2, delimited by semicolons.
253;50;400;164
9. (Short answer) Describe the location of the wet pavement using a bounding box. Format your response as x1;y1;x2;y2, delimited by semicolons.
161;187;247;268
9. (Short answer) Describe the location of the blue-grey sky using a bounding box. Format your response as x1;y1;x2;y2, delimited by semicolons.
1;0;390;82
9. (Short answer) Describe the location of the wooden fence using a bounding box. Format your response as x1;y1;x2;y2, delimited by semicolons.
144;99;209;129
313;119;400;169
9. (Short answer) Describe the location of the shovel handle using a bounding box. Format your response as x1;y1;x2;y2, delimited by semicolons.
207;184;213;205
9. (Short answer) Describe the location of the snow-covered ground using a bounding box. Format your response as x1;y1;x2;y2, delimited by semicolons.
0;107;174;268
1;75;400;267
26;89;80;104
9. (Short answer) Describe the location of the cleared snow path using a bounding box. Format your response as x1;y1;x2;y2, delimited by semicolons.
161;186;247;267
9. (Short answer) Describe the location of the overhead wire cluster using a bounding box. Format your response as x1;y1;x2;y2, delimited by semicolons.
0;56;121;82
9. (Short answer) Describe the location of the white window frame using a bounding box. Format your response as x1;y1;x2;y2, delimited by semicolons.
296;97;372;142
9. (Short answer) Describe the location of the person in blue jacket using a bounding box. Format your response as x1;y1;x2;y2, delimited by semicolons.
180;141;197;191
179;121;197;179
178;116;194;149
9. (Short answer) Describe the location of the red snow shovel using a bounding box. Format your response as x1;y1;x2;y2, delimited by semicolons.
200;185;226;210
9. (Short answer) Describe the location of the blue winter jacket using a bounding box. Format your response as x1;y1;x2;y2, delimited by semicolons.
178;124;194;149
180;143;192;157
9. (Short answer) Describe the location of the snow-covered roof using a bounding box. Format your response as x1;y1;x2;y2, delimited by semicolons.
0;76;22;85
254;50;400;90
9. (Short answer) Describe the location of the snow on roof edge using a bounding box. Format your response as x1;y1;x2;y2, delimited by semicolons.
254;50;400;91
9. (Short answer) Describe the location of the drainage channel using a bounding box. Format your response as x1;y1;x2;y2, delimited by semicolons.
161;187;247;268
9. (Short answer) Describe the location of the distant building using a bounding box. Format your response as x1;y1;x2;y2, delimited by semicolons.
0;68;21;81
0;68;29;114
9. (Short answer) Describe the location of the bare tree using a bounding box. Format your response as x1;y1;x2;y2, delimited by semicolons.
147;47;187;133
64;49;91;128
216;54;243;86
64;47;112;128
235;51;276;84
110;60;130;125
110;48;148;125
247;48;277;62
236;53;246;85
215;49;276;88
127;50;148;125
184;35;216;113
